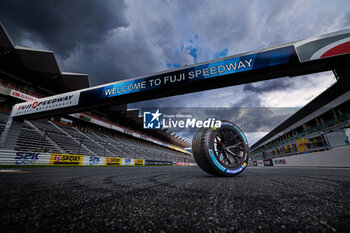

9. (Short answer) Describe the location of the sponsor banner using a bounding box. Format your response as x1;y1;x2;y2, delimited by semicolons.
263;159;274;166
79;46;296;105
123;158;134;166
150;138;161;146
105;157;122;166
12;91;81;117
257;160;264;167
145;160;174;165
252;161;258;166
79;115;91;122
124;130;133;136
0;151;51;165
10;90;38;102
134;159;144;166
82;156;105;166
297;138;308;152
175;162;191;166
49;153;83;165
14;151;41;165
0;150;150;166
273;158;287;166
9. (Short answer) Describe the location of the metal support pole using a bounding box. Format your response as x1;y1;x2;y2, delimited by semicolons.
40;130;47;152
0;117;24;150
78;139;83;155
103;141;107;157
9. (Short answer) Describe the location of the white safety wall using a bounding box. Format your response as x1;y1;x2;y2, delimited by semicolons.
0;150;144;166
273;146;350;167
0;150;51;165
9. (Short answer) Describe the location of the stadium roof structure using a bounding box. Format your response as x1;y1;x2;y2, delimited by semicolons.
0;23;90;94
250;77;350;151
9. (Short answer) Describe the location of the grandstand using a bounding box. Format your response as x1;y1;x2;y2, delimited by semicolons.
250;79;350;163
0;23;192;163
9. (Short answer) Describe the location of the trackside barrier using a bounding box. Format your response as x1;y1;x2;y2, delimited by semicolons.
145;160;174;165
272;146;350;167
0;150;52;165
250;160;269;167
257;160;264;167
175;162;197;166
0;150;150;166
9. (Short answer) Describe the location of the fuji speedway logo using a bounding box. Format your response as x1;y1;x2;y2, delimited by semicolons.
32;101;39;109
143;109;221;129
17;95;74;110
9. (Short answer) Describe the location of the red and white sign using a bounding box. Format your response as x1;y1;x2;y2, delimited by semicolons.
11;91;81;117
10;90;38;102
310;37;350;60
295;29;350;62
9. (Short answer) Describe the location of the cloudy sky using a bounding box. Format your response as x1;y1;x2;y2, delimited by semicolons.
1;0;349;144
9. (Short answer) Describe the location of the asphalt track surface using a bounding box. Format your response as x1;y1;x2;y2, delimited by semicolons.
0;166;349;233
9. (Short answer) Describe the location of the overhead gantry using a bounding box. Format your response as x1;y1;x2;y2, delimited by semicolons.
1;28;349;150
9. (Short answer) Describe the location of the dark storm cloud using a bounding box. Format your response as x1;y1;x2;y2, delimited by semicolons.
0;0;347;144
0;0;127;58
0;0;188;85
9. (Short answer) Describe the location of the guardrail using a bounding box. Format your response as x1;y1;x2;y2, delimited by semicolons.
0;150;197;167
250;146;350;167
0;150;146;166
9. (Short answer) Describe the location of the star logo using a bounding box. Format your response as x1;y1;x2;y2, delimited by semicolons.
150;109;162;122
143;109;162;129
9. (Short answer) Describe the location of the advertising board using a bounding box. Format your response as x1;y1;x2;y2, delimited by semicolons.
49;153;83;165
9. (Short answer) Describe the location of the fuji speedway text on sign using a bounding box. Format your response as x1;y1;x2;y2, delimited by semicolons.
10;29;350;120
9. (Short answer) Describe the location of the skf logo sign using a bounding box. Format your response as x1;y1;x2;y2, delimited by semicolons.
143;109;162;129
15;152;39;165
89;156;100;165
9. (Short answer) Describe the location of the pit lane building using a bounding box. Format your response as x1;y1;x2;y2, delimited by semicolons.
250;75;350;165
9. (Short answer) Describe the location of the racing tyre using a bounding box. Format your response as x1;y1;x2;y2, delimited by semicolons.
192;121;250;177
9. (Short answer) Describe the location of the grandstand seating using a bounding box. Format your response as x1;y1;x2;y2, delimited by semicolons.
0;110;193;162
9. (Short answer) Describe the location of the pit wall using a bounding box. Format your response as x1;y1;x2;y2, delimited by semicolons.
253;146;350;167
0;150;147;166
